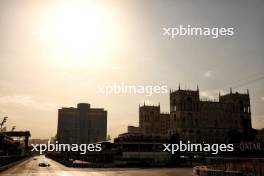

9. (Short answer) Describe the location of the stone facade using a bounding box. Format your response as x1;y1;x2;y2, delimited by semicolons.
139;104;170;137
169;86;252;143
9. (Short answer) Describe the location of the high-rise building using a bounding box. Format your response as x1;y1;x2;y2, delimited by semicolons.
57;103;107;144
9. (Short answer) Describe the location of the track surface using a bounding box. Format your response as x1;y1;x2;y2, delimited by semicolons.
0;155;193;176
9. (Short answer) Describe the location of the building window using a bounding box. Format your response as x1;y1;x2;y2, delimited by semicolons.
214;120;218;128
182;118;185;127
187;97;192;111
238;100;244;113
195;119;198;127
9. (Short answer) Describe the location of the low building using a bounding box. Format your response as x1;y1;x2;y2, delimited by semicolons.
127;126;142;134
114;133;169;165
29;139;49;145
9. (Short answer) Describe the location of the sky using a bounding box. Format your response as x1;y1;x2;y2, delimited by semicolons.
0;0;264;139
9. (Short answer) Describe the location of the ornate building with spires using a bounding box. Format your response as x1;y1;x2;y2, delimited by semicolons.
139;103;170;137
169;85;252;143
122;102;170;137
119;85;252;144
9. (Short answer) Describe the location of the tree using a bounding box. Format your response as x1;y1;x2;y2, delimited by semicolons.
107;134;111;141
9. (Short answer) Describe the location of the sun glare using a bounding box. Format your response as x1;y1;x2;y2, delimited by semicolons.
38;1;116;68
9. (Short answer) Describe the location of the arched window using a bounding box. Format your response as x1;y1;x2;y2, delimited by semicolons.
182;118;185;127
238;100;244;113
187;97;192;111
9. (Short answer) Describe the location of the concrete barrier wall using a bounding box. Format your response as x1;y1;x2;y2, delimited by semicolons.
193;166;243;176
0;156;31;172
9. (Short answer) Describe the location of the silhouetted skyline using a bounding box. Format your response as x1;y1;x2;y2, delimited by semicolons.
0;0;263;139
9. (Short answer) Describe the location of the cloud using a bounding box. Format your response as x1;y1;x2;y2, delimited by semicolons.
200;91;215;99
204;70;213;78
65;63;122;71
0;95;58;110
100;64;122;70
261;97;264;102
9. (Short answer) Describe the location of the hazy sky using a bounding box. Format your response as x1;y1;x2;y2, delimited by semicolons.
0;0;263;139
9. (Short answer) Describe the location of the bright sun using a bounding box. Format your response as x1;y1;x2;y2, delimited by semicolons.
38;1;116;68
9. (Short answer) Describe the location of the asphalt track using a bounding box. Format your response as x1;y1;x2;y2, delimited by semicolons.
0;155;193;176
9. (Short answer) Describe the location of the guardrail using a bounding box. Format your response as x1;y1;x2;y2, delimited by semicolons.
193;166;243;176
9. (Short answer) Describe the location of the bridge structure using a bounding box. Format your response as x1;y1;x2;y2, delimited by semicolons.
1;131;31;151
